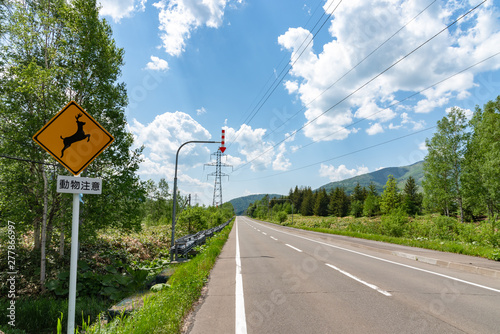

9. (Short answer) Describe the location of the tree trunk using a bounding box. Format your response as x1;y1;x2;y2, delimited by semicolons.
458;196;464;223
40;169;48;290
34;217;41;250
59;214;66;257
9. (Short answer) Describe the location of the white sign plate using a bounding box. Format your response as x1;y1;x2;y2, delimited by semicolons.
57;175;102;194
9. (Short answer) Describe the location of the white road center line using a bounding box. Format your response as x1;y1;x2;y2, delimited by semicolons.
262;232;267;235
270;236;278;241
235;220;247;334
285;244;303;253
326;263;392;296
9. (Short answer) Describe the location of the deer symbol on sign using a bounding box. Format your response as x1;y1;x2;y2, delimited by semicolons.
60;113;90;158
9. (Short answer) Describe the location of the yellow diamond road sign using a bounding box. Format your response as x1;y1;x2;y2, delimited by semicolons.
33;101;114;175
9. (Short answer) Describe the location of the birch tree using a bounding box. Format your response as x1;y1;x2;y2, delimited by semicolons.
0;0;144;288
423;108;468;222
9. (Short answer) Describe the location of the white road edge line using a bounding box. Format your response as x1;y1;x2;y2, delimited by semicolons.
286;244;303;253
254;220;500;294
235;220;247;334
326;263;392;296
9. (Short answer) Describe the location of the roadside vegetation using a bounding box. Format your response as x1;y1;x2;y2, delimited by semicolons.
0;178;234;333
78;220;233;334
248;98;500;261
255;213;499;261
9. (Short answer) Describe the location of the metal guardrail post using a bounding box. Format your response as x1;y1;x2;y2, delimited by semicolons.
171;216;234;260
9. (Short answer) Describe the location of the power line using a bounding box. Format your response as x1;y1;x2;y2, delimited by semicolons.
296;51;500;150
243;0;342;127
232;0;486;173
259;0;439;143
0;154;59;166
234;0;326;128
233;125;436;182
228;0;343;148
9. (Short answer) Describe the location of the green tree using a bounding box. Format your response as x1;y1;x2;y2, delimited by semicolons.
423;107;468;222
351;182;367;203
402;176;422;217
363;182;380;217
368;182;378;196
314;189;329;216
463;97;500;221
328;187;350;217
363;193;380;217
380;175;401;215
350;200;364;218
178;206;208;234
143;178;172;225
0;0;145;288
301;187;314;216
291;186;303;212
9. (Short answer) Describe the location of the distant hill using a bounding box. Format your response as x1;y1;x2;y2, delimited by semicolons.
317;161;424;195
228;193;283;215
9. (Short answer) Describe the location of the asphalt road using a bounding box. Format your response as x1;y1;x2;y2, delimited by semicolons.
185;216;500;334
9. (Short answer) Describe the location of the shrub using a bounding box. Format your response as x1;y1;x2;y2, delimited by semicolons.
381;207;408;237
432;215;459;240
275;211;288;224
350;200;363;218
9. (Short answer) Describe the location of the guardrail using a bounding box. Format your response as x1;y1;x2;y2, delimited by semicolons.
171;217;233;261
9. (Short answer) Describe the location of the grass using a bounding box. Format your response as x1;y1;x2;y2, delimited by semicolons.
81;219;234;334
0;296;111;334
261;214;500;261
0;224;177;334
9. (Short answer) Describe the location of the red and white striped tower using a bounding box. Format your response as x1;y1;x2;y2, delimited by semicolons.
219;129;226;153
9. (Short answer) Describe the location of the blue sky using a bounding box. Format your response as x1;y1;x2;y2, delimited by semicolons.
98;0;500;205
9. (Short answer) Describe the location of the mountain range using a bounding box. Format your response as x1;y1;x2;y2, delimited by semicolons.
227;161;424;215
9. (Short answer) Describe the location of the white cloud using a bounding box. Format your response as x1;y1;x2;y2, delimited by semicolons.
278;1;500;141
129;111;212;174
366;123;384;135
224;154;244;168
389;112;426;131
319;164;369;182
153;0;241;57
145;56;169;71
196;107;207;115
354;100;396;123
272;143;291;171
284;80;299;94
224;124;274;171
98;0;146;22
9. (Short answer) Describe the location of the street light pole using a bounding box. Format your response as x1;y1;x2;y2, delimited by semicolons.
171;140;219;262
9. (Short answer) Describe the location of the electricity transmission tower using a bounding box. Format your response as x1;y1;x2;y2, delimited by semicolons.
205;148;232;207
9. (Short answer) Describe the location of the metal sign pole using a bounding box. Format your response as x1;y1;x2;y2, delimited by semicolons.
67;186;81;333
32;101;111;334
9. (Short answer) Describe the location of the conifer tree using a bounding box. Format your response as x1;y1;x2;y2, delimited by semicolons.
314;189;329;216
403;176;422;217
380;175;400;215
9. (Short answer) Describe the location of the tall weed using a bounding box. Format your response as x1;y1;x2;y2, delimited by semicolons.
381;208;408;237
